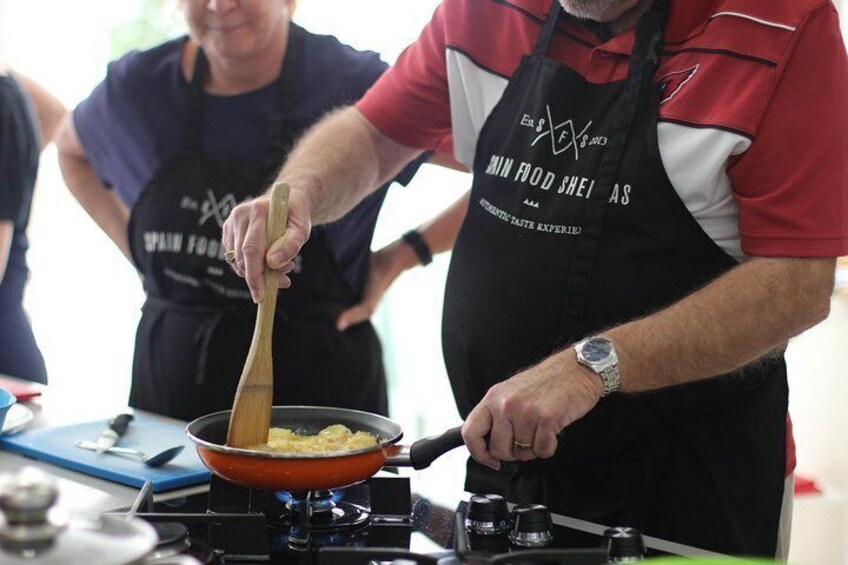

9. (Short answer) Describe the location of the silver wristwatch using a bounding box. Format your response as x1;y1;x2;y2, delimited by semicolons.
574;336;620;397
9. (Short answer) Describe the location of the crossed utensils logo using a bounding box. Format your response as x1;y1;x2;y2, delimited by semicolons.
530;105;593;160
199;189;238;227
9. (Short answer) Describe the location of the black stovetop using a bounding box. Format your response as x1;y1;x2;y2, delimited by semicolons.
123;473;663;564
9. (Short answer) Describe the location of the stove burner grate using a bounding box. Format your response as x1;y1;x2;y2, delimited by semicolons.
149;521;191;559
273;491;371;545
116;474;416;561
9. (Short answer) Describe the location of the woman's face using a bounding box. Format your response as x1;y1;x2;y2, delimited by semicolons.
181;0;294;62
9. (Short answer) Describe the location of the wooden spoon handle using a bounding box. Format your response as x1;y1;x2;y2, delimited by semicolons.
258;182;290;322
226;182;290;447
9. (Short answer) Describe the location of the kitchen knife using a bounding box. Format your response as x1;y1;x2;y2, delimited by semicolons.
96;413;134;452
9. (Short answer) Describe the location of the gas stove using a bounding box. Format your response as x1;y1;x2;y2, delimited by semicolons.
111;472;687;564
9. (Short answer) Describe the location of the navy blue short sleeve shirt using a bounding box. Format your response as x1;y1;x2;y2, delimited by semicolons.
74;24;419;293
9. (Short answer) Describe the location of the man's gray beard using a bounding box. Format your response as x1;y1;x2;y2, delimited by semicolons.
558;0;627;22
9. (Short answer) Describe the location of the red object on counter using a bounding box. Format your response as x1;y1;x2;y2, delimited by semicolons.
794;475;822;495
0;377;42;402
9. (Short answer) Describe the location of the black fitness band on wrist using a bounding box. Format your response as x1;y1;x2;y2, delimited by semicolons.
401;229;433;266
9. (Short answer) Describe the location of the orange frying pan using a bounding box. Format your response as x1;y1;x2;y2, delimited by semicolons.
186;406;464;492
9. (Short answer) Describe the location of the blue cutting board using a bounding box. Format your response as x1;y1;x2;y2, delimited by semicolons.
0;415;210;492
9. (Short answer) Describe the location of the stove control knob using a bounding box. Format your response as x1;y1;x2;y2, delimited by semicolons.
603;526;646;562
465;494;509;535
508;503;553;547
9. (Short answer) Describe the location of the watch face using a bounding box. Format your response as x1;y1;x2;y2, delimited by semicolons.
581;338;612;363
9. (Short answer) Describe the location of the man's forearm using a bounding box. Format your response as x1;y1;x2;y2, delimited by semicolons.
460;255;836;467
603;257;835;392
274;106;422;225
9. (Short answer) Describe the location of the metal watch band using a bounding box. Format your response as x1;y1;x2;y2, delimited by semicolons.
575;337;620;397
598;365;619;397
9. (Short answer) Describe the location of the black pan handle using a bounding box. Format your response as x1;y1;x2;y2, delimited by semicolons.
385;426;464;470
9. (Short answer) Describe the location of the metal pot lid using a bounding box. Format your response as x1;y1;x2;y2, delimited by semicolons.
0;467;157;565
0;513;158;565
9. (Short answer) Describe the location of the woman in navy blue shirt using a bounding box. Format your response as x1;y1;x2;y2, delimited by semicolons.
0;65;65;384
55;0;423;420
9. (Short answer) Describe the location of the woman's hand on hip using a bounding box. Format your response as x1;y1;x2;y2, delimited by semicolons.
222;188;313;303
335;239;418;331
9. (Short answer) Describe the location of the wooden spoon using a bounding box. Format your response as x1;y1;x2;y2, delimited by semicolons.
227;182;290;447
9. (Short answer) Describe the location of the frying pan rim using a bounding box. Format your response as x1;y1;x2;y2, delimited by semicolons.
185;406;405;459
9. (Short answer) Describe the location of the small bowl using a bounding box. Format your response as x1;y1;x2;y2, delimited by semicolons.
0;387;17;431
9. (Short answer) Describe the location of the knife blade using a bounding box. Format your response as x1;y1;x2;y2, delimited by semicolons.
96;413;134;453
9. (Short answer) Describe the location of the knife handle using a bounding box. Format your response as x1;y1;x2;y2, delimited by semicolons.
109;413;134;438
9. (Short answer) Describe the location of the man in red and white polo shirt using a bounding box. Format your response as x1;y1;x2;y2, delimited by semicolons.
223;0;848;557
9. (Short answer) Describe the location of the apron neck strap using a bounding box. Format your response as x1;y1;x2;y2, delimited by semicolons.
185;47;207;150
183;27;299;159
531;1;563;60
262;25;300;172
557;0;669;334
628;0;669;80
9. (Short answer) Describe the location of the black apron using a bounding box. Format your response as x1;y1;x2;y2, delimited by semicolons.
127;38;387;422
442;1;787;556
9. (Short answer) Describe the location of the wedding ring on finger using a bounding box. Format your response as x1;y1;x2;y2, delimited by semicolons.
224;250;236;264
513;441;533;450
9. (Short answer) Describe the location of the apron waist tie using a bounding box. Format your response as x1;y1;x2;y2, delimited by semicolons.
144;295;245;386
192;308;233;386
142;294;353;385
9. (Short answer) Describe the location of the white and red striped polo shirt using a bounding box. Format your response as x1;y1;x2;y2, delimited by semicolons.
358;0;848;262
357;0;848;476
